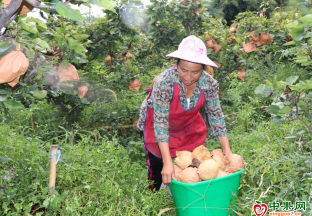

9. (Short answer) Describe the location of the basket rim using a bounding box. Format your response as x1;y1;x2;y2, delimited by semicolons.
170;168;245;187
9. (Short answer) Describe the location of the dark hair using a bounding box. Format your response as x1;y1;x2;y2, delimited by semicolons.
176;59;205;70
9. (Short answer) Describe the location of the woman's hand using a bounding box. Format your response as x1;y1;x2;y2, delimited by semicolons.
158;142;177;184
223;148;232;157
161;161;177;185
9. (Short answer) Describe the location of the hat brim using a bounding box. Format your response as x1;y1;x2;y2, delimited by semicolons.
166;50;218;68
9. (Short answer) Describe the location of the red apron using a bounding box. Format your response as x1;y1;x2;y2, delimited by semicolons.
144;82;207;158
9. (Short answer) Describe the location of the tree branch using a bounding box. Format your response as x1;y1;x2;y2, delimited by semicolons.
181;20;190;36
296;116;312;132
46;98;69;112
92;32;110;44
90;46;106;60
3;13;18;28
39;11;48;21
219;63;241;81
22;68;37;83
0;0;22;30
24;0;56;10
79;116;133;131
79;120;104;131
0;33;15;41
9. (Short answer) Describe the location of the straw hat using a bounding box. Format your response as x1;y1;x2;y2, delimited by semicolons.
166;35;218;68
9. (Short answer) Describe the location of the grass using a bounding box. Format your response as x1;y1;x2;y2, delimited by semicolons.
0;61;311;215
0;116;311;215
0;124;173;216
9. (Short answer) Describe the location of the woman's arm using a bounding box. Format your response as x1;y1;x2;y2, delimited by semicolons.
205;78;232;154
152;70;176;184
217;136;232;156
158;142;177;184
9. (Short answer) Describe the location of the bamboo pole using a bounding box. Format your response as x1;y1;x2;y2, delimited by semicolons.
49;145;58;194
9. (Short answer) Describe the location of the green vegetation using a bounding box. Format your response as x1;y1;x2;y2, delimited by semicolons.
0;0;312;215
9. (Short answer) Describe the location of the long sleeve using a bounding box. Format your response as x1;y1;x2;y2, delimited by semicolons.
152;77;174;143
137;99;148;131
204;79;227;137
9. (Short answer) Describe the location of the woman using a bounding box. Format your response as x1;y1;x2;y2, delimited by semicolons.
137;35;232;191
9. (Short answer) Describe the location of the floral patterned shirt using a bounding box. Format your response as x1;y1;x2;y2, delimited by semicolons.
137;66;227;143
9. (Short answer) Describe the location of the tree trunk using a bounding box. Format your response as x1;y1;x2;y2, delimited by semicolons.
182;21;190;36
0;0;55;31
0;0;22;31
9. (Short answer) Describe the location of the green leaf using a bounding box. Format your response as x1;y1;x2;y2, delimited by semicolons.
80;98;90;104
301;80;312;90
19;20;38;34
76;34;89;40
0;90;11;102
280;106;291;114
61;60;68;68
300;14;312;26
265;80;273;89
42;199;49;208
97;0;116;12
39;166;46;174
299;106;310;111
289;84;301;91
67;38;85;53
68;37;79;50
284;136;297;139
283;41;296;46
0;156;12;163
285;21;298;28
235;37;242;44
298;5;310;15
159;13;166;21
305;159;312;168
35;38;51;50
79;58;87;63
266;105;280;114
74;45;84;53
272;116;285;124
0;41;14;59
3;99;24;110
27;17;48;29
55;27;66;34
304;32;312;38
236;27;244;35
31;90;47;100
277;82;285;91
255;84;271;97
300;61;312;66
55;3;85;22
294;55;310;64
286;76;299;85
290;27;304;41
305;111;312;121
84;185;91;190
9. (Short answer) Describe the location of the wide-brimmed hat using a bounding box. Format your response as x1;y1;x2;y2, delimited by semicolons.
166;35;218;68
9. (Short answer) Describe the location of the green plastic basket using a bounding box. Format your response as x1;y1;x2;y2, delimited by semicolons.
169;168;244;216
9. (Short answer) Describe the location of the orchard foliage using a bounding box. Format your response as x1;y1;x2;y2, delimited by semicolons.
255;1;312;148
0;0;310;134
0;0;311;135
208;0;290;25
0;0;312;215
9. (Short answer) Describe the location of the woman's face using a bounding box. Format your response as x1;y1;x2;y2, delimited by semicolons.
177;60;203;86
